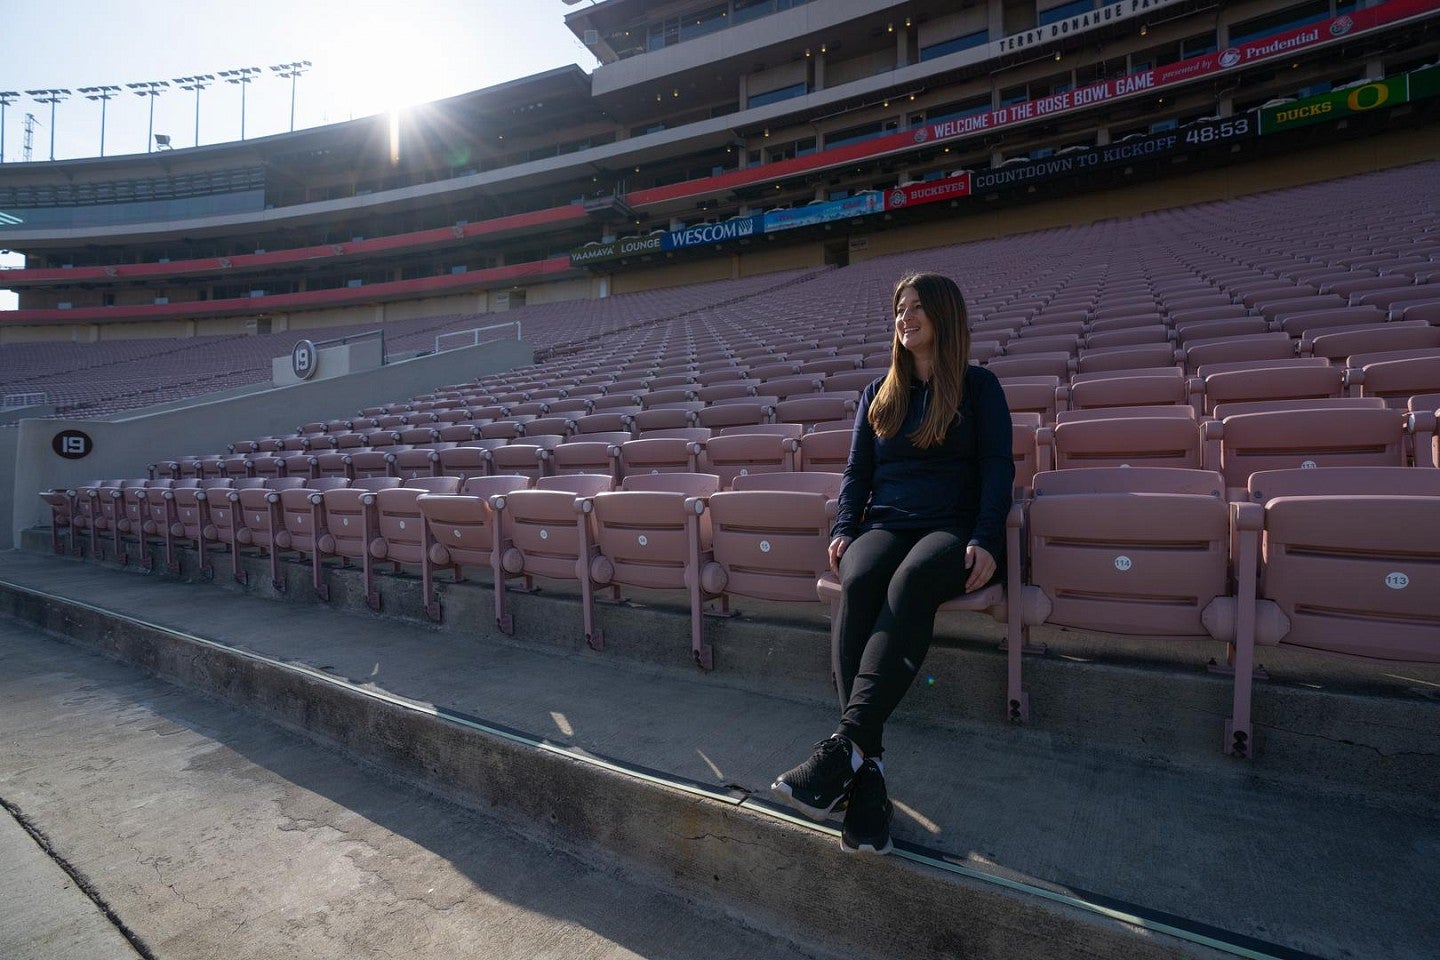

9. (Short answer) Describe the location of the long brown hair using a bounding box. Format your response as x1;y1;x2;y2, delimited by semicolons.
868;272;971;448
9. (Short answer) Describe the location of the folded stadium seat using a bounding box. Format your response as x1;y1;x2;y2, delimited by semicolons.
1042;412;1203;470
297;421;329;437
1345;356;1440;407
1323;274;1391;298
695;365;755;386
640;387;698;409
1003;334;1082;358
37;490;75;556
1006;466;1234;732
248;454;285;482
1277;306;1389;338
372;415;408;431
1355;286;1440;316
798;357;863;377
986;353;1074;380
579;472;723;656
349;446;408;480
1238;284;1321;310
234;478;309;591
694;381;759;404
70;481;114;559
1076;343;1182;376
697;484;839;671
1198;364;1345;415
787;347;840;363
757;376;823;401
1165;304;1252;328
229;439;260;456
394;443;456;480
394;426;439;447
134;480;188;572
1400;302;1440;325
415;475;536;626
999;375;1066;423
619;435;706;477
742;362;800;382
1019;320;1087;339
365;477;465;619
95;480;145;565
491;437;565;481
572;410;640;436
271;477;351;599
967;340;1003;365
221;455;254;480
548;434;628;484
503;401;551;419
796;429;851;473
487;474;615;637
702;432;799;488
1212;480;1440;757
432;423;481;444
315;477;404;608
822;370;886;394
774;394;859;432
695;401;773;431
1171;318;1272;345
204;478;266;585
1084;326;1171;350
1204;407;1408;501
362;429;405;449
1182;334;1297;373
631;404;703;431
1207;397;1388;420
1306;323;1440;363
520;417;576;439
1068;373;1189;411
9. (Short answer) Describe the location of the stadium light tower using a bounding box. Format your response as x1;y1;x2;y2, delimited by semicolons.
25;89;70;161
78;85;121;157
127;80;169;153
219;67;261;140
0;91;18;163
270;61;311;133
174;75;215;148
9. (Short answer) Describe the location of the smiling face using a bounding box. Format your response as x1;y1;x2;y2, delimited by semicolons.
894;285;935;358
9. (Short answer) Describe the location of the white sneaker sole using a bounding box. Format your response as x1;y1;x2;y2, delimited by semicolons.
770;778;847;821
840;834;893;855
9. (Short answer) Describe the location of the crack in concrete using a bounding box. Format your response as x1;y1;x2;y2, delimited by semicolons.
1263;724;1440;760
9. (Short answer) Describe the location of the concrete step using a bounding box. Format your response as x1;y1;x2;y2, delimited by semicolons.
2;547;1438;959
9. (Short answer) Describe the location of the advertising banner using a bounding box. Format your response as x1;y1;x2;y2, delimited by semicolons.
1408;63;1440;100
1259;76;1409;133
991;0;1188;57
883;172;972;211
761;193;883;233
569;233;665;267
662;215;765;251
627;0;1440;209
968;115;1255;194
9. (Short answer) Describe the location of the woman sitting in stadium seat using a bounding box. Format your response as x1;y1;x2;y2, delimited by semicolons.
771;271;1014;854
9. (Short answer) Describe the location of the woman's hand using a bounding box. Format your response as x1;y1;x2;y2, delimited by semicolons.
964;544;996;593
828;536;852;576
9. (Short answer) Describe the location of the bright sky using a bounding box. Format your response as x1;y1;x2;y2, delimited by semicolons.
0;0;600;305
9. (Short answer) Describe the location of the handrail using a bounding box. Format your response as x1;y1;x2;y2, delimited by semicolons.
434;321;522;354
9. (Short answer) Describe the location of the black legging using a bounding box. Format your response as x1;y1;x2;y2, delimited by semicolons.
831;526;974;758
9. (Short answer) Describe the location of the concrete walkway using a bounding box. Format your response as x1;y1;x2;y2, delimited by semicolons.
2;549;1438;959
0;616;825;960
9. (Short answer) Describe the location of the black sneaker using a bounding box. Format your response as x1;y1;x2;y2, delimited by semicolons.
840;758;893;855
770;735;858;820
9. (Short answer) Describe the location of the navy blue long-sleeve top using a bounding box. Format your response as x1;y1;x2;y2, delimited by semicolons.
831;366;1015;559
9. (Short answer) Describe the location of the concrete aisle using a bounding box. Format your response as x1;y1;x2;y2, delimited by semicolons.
0;618;825;960
0;796;143;960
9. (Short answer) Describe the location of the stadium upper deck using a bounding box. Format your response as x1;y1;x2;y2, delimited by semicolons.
1;0;1437;338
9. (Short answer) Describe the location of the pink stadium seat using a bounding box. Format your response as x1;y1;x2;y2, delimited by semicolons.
271;478;350;598
548;434;627;483
1044;414;1203;470
797;429;851;473
695;401;773;431
1307;324;1440;363
488;474;615;636
1009;467;1232;732
369;477;464;619
1068;373;1189;411
698;487;837;670
1215;485;1440;757
1075;343;1180;375
1000;376;1066;423
1347;356;1440;407
234;478;307;591
986;353;1073;380
580;472;722;657
437;439;508;481
37;489;74;556
702;432;797;487
1182;334;1297;372
1198;363;1344;414
773;394;858;431
416;475;535;628
1204;407;1408;500
315;477;403;608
